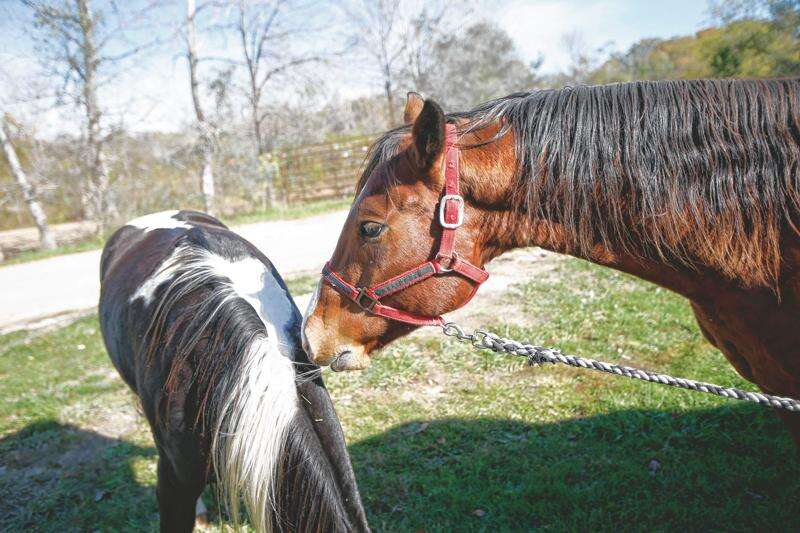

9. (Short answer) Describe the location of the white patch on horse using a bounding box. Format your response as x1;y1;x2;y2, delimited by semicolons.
126;210;191;233
201;251;296;357
129;245;190;305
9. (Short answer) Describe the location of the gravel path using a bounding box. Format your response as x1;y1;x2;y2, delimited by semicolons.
0;210;348;333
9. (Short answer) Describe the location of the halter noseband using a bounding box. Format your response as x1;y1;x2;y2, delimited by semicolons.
321;124;489;326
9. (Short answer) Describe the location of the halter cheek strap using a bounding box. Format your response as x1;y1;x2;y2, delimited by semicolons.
322;124;489;326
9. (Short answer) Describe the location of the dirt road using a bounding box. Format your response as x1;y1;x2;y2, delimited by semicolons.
0;210;348;333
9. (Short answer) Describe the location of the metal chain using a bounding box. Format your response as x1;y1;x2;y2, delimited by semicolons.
441;322;800;412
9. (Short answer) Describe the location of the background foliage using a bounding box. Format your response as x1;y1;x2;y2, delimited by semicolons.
1;0;799;236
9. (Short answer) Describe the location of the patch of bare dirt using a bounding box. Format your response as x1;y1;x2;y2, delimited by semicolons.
63;393;145;441
0;220;98;257
416;247;564;336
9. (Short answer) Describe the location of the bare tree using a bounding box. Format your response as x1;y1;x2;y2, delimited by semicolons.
403;20;541;110
234;0;327;209
0;116;55;250
185;0;216;215
342;0;404;127
559;30;611;85
23;0;156;232
402;7;446;95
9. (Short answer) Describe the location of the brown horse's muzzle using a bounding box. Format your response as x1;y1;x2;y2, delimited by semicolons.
302;282;372;372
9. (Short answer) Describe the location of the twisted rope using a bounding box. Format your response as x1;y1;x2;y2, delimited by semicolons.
441;322;800;412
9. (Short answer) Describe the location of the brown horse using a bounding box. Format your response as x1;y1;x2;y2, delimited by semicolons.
302;79;800;444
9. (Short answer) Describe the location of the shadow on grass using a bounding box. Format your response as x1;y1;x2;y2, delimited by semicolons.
0;420;157;531
2;406;799;531
348;404;800;531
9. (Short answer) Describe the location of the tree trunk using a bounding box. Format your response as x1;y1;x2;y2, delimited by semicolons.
77;0;117;233
199;127;215;215
238;1;273;212
250;92;274;211
0;119;56;250
384;78;396;127
252;114;275;211
186;0;216;215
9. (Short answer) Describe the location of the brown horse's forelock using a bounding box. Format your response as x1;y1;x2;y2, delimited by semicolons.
359;79;800;287
355;125;408;196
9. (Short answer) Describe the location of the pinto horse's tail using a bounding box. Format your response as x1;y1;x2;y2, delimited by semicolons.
135;245;368;532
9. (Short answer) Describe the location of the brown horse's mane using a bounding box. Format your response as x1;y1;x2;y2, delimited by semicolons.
361;78;800;287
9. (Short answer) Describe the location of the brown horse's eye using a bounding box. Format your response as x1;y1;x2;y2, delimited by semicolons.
359;221;385;240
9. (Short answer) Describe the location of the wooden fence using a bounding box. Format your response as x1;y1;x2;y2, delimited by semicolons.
274;134;375;205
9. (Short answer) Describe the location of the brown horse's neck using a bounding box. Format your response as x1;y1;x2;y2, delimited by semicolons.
461;133;721;302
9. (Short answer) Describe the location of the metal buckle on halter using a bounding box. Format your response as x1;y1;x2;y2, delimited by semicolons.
439;195;464;229
355;288;379;312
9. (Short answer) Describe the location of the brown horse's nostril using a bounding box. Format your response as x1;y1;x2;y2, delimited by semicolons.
330;350;353;372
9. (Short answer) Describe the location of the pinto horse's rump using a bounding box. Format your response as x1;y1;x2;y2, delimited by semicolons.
99;210;369;532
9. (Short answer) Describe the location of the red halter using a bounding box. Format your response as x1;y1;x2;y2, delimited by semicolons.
321;124;489;326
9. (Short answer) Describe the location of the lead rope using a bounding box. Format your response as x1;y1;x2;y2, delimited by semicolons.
441;321;800;412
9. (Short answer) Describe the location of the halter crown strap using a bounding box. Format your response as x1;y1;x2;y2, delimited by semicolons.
322;123;489;326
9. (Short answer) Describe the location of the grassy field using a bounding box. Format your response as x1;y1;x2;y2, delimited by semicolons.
2;199;350;266
1;256;798;531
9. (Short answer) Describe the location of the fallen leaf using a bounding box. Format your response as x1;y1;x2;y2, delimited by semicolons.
413;422;429;433
94;489;108;502
472;509;486;518
648;459;661;475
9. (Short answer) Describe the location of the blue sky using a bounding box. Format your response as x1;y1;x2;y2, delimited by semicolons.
0;0;712;134
494;0;709;73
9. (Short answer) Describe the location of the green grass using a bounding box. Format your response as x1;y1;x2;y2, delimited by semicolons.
1;199;350;266
1;236;107;266
283;273;320;295
223;198;350;226
1;257;798;531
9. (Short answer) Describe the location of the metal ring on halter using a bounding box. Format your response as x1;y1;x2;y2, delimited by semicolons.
354;288;379;312
435;252;459;273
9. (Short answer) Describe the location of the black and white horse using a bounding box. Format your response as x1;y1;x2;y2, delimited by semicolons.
98;210;370;532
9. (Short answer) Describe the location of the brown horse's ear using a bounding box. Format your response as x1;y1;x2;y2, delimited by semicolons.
411;99;446;171
404;92;425;124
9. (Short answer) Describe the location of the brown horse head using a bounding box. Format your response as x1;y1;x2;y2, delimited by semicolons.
302;93;513;371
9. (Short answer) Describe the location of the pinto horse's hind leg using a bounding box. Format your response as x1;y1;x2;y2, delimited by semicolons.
156;456;204;533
